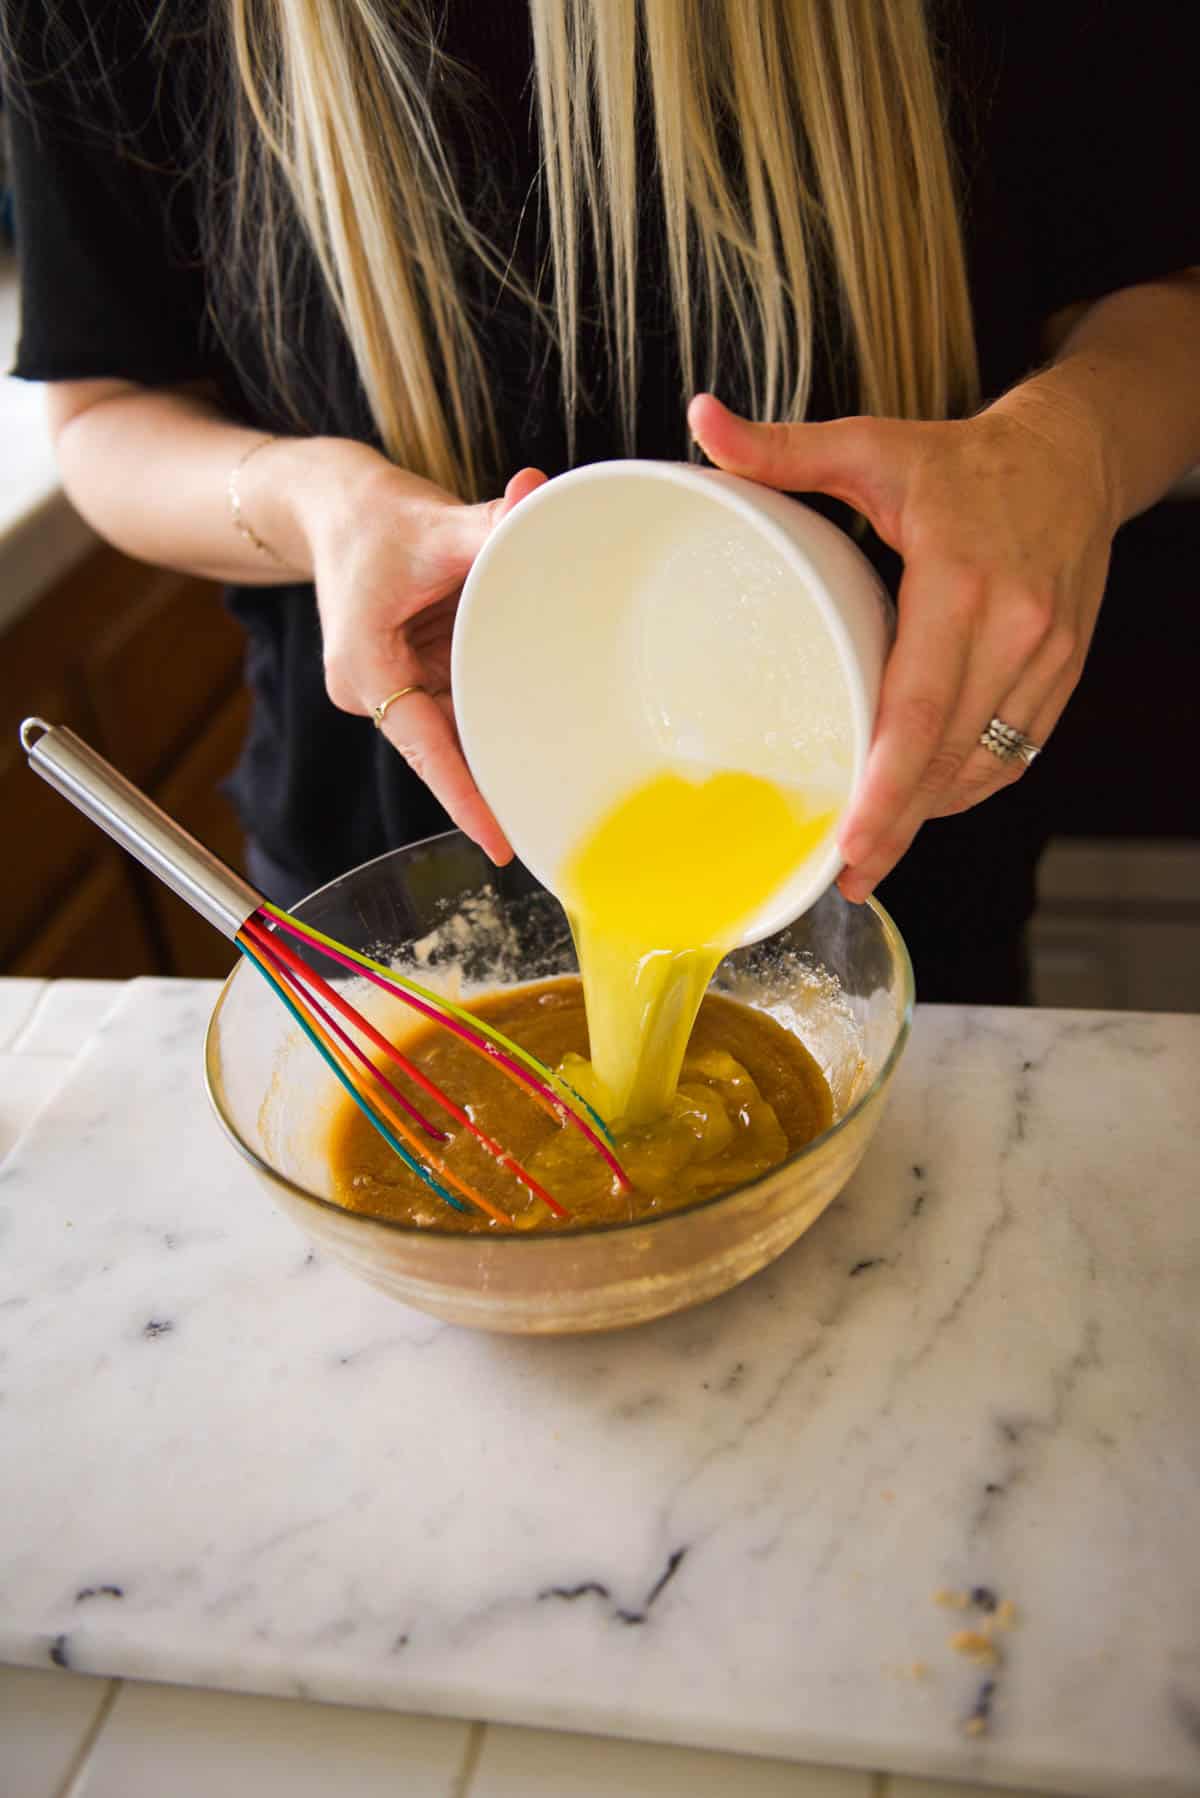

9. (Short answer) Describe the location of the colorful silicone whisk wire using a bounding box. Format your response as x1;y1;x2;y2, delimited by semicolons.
19;718;632;1227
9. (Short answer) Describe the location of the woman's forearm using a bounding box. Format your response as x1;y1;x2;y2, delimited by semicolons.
991;269;1200;530
45;380;379;584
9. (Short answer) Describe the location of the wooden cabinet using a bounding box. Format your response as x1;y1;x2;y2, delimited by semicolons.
1;542;248;978
10;848;161;979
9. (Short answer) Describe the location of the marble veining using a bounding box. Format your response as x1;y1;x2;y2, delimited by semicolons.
0;977;1198;1797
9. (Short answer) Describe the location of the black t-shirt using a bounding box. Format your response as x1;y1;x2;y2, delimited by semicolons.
6;2;1199;971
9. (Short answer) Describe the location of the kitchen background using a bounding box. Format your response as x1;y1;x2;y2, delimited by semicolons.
3;91;1200;1798
2;239;1198;1006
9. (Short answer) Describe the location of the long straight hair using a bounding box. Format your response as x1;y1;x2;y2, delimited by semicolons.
221;0;979;496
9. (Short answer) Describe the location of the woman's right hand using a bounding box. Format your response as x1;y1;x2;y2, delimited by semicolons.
262;438;545;863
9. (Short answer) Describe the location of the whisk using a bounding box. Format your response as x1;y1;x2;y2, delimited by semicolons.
20;719;630;1225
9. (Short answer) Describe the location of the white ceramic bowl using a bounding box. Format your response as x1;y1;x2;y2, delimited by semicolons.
452;460;893;942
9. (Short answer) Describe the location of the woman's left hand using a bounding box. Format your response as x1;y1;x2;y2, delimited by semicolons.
688;390;1118;903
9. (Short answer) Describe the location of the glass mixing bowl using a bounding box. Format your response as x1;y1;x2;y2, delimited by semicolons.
205;833;912;1334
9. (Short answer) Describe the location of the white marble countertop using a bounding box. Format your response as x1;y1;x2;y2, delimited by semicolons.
1;977;1198;1798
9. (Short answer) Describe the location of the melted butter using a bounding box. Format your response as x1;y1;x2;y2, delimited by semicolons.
560;770;835;1126
325;777;841;1231
530;1044;792;1208
326;980;834;1232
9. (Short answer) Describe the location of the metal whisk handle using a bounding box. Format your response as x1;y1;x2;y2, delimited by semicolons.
20;718;263;940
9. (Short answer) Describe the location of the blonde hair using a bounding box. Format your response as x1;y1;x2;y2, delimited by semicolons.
224;0;980;496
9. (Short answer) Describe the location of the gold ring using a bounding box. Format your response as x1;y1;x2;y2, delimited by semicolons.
372;685;426;730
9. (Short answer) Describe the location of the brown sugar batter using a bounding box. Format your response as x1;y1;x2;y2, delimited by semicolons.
326;977;833;1232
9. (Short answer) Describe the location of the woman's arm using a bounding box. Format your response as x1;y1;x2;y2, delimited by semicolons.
45;379;543;860
48;379;368;584
689;268;1200;904
1016;269;1200;524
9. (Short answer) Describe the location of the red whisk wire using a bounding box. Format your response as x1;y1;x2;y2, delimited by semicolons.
238;930;514;1226
241;915;570;1220
257;906;632;1194
249;937;448;1141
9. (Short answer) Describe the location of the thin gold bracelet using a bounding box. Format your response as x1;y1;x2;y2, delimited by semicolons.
228;435;286;565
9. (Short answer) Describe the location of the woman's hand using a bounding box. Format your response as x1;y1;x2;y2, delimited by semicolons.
48;388;545;865
275;442;546;864
688;390;1119;902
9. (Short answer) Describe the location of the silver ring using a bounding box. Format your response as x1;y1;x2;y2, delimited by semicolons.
979;716;1040;768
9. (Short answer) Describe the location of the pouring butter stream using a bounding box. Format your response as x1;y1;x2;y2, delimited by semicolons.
559;769;836;1127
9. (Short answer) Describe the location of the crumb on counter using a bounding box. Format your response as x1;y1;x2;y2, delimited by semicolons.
950;1628;1001;1667
923;1588;1016;1737
884;1660;931;1681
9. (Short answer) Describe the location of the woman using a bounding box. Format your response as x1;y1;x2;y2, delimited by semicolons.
6;2;1199;1000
